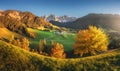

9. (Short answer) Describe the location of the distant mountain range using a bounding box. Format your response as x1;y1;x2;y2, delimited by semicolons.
69;13;120;31
42;14;77;23
49;13;120;32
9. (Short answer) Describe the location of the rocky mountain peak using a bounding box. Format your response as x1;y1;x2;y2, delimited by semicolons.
43;14;60;22
42;14;77;23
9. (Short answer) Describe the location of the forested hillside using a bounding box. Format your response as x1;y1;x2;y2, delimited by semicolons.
0;10;58;38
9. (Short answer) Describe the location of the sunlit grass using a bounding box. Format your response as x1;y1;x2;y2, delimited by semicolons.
0;28;22;39
0;40;120;71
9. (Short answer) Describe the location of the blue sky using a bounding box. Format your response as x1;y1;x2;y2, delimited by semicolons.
0;0;120;17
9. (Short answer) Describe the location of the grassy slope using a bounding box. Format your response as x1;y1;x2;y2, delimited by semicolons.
28;28;76;51
0;28;22;39
0;40;120;71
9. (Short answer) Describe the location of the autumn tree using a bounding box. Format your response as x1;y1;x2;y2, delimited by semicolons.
38;39;46;53
74;26;109;57
50;41;66;58
20;37;30;51
9;36;30;51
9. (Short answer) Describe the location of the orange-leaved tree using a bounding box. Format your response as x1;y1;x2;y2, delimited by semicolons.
50;41;66;58
20;37;30;51
74;26;109;57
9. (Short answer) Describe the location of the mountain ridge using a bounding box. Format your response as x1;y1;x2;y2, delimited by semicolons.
42;14;77;23
68;13;120;31
49;13;120;32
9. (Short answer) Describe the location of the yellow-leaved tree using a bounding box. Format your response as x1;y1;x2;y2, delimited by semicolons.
74;26;109;57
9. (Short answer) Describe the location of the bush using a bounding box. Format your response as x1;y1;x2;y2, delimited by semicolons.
74;26;109;57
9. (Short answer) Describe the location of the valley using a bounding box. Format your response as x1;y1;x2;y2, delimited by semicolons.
28;28;76;51
0;9;120;71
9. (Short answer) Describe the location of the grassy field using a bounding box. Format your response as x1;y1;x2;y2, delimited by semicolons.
0;40;120;71
28;28;76;51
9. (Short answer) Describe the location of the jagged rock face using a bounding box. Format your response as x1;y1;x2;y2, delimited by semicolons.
43;14;60;22
42;14;77;23
59;15;77;22
50;15;60;22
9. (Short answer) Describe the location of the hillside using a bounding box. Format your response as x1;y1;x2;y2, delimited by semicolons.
0;28;22;39
0;40;120;71
67;14;120;31
0;10;59;38
0;10;52;27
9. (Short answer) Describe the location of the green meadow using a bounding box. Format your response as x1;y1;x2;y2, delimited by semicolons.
28;28;76;51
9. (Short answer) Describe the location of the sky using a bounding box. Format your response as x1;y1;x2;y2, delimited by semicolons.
0;0;120;17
